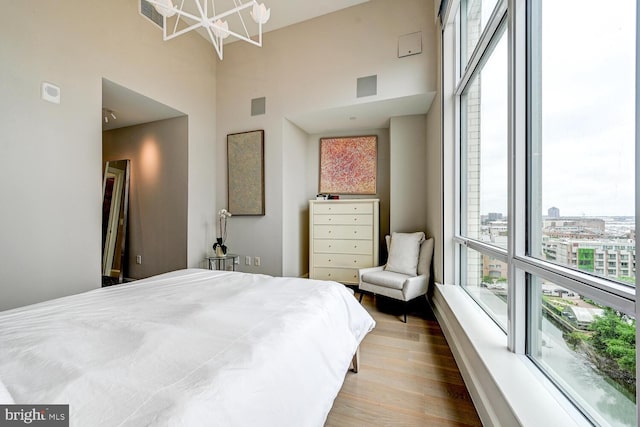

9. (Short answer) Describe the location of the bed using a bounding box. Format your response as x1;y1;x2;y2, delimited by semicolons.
0;269;375;426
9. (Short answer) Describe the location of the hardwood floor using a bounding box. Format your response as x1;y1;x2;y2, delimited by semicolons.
325;294;482;427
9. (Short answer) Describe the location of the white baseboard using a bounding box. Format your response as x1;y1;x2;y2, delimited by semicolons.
429;283;585;427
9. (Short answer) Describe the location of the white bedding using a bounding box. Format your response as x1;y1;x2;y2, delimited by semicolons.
0;269;375;426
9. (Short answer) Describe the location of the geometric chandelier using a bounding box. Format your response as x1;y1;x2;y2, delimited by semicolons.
145;0;270;60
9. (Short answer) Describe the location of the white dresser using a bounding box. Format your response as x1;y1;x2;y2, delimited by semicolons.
309;199;379;284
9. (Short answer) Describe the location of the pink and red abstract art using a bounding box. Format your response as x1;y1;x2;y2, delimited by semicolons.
319;135;377;194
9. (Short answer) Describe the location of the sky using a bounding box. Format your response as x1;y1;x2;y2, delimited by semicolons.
474;0;636;218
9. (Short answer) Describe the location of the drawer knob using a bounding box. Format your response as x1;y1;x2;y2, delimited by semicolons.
354;218;358;221
328;245;332;248
353;260;357;263
354;231;357;234
328;273;331;277
328;218;332;221
354;245;358;248
328;231;332;234
328;259;332;262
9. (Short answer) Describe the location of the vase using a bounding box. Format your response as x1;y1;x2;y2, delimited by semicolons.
213;238;228;256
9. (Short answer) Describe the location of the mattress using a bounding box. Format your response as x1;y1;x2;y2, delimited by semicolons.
0;269;375;426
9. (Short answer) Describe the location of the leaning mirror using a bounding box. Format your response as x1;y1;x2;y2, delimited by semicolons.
102;159;130;286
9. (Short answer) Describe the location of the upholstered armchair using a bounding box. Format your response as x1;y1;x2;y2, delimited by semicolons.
358;232;434;322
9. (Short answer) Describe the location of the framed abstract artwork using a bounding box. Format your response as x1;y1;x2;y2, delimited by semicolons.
319;135;377;194
227;130;265;215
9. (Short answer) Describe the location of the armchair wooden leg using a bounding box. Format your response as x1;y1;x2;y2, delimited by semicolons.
403;301;408;323
358;292;364;303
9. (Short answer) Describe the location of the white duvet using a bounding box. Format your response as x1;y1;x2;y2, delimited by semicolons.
0;269;375;426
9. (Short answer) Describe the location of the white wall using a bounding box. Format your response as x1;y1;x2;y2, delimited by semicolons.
442;12;457;285
390;115;429;234
426;23;444;284
282;120;310;277
0;0;217;310
216;0;437;276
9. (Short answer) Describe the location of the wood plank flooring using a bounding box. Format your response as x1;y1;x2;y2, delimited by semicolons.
325;294;482;426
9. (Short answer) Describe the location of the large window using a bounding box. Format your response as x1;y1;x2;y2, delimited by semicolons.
461;0;500;69
449;0;637;425
526;1;637;424
459;20;509;329
528;275;636;426
529;0;636;287
460;29;508;246
460;245;508;328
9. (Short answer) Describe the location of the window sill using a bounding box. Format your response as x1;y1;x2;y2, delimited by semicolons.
430;283;589;427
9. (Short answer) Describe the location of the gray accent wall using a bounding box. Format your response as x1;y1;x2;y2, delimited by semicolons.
103;117;188;280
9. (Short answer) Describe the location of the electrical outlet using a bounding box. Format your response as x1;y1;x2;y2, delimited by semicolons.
136;255;142;265
254;256;261;266
245;256;251;265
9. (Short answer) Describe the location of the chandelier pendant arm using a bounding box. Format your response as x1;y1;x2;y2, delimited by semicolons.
164;20;207;40
163;14;168;40
148;0;268;59
173;0;187;37
233;0;251;39
221;31;261;47
202;2;254;43
206;27;224;60
193;0;208;23
175;8;201;21
211;33;224;61
207;2;253;23
145;0;200;22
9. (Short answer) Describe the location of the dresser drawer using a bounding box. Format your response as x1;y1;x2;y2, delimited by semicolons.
313;214;373;225
313;253;372;268
312;267;359;284
313;203;374;215
313;225;373;240
310;199;379;281
313;239;373;255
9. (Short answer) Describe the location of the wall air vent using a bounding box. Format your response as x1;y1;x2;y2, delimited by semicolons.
357;75;377;98
140;0;164;29
251;97;266;116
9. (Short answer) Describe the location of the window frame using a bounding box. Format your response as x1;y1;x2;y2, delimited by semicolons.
446;0;639;423
454;0;510;332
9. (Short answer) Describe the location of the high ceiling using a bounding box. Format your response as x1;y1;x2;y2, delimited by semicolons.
103;0;370;131
217;0;369;35
101;0;435;134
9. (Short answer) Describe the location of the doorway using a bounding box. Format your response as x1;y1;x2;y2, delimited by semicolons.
101;78;188;282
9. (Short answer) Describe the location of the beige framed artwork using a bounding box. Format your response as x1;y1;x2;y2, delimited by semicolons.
319;135;377;194
227;130;265;215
